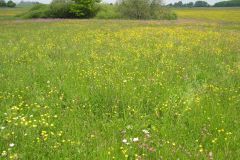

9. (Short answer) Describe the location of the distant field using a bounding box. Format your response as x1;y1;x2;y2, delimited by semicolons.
174;7;240;22
0;7;29;19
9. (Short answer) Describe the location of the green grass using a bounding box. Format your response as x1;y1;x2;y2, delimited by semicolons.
0;7;30;20
174;7;240;22
0;9;240;160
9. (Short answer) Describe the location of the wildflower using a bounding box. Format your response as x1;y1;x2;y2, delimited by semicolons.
209;151;213;160
0;126;5;130
1;151;7;156
142;129;149;134
122;139;127;144
126;125;132;129
9;143;15;147
132;137;139;142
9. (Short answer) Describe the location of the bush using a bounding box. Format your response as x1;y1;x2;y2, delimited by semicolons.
95;4;122;19
157;8;177;20
117;0;177;20
18;0;101;19
49;0;75;18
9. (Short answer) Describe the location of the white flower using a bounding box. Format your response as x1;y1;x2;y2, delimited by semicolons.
126;125;133;129
1;151;7;156
0;126;5;130
132;137;139;142
122;139;128;144
9;143;15;147
142;129;149;134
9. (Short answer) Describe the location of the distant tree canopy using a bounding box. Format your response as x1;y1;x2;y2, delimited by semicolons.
214;0;240;7
194;1;210;7
7;0;16;7
174;1;183;7
18;1;40;7
185;2;194;7
0;0;7;7
0;0;15;7
168;1;210;7
167;0;240;7
167;1;210;7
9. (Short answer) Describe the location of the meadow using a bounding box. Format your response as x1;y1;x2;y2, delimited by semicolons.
174;7;240;22
0;7;240;160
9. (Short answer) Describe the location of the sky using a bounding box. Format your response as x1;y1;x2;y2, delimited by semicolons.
14;0;223;5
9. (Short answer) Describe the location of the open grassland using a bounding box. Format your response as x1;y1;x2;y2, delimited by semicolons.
0;8;29;20
0;8;240;160
174;7;240;23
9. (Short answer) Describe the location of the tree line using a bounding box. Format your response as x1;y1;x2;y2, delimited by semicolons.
167;0;240;7
18;0;177;20
0;0;16;7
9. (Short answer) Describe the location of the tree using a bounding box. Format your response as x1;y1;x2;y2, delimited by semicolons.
70;0;101;18
186;2;194;7
6;0;16;7
49;0;75;18
118;0;163;19
214;0;240;7
118;0;150;19
0;0;6;7
173;1;183;7
194;1;210;7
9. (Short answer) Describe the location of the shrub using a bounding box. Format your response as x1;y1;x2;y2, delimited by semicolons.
157;8;177;20
49;0;75;18
117;0;177;20
95;4;122;19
